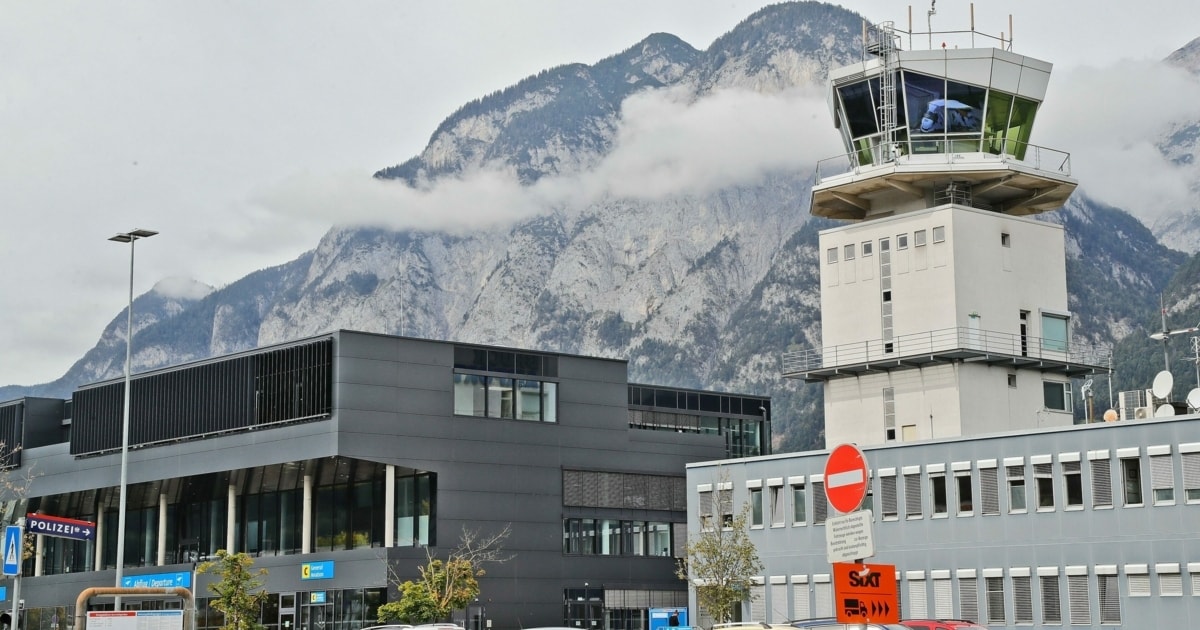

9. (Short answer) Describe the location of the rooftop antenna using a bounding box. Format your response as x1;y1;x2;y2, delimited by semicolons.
927;0;936;48
1148;293;1199;372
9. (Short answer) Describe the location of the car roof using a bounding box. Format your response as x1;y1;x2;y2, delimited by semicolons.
901;621;987;629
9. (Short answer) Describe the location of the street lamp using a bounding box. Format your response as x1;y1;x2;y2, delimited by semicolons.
108;228;157;599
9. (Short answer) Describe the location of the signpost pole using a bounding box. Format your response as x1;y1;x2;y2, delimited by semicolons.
8;518;24;630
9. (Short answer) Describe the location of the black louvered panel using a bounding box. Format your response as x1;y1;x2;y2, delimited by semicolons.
562;470;586;506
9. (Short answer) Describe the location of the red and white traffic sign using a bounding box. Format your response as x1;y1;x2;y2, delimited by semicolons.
824;443;869;514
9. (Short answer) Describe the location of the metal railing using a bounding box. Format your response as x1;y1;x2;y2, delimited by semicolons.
814;138;1072;184
782;326;1112;375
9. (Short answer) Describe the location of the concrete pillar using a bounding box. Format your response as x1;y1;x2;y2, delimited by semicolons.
227;484;236;552
384;465;395;547
302;473;313;554
94;514;104;571
157;492;168;565
34;534;43;576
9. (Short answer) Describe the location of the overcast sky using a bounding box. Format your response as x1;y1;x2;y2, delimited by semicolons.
3;1;1200;387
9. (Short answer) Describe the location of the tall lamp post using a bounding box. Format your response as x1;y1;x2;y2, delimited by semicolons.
108;228;157;601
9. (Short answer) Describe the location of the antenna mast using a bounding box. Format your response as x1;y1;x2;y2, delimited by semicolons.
926;0;936;48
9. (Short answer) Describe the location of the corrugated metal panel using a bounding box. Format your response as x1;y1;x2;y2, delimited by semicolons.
791;582;810;620
906;578;927;618
933;578;952;618
750;584;766;621
769;584;787;622
814;582;832;617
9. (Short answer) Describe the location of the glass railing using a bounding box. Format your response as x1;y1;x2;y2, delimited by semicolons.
782;326;1111;376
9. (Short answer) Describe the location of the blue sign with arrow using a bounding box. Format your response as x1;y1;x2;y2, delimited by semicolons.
3;525;22;576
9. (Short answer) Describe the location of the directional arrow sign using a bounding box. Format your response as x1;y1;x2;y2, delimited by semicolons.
25;513;96;541
833;562;898;624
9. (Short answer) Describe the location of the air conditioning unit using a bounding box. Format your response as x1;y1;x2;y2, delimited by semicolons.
1133;406;1153;420
1118;390;1148;421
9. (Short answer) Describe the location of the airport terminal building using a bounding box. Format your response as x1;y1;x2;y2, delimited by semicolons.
0;331;771;630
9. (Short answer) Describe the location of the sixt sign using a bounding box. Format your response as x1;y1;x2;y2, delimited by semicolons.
26;513;96;541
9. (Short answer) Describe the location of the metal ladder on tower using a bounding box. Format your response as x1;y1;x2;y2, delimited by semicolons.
870;21;900;164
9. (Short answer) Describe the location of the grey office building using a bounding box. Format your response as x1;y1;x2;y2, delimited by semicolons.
684;414;1200;629
0;331;771;630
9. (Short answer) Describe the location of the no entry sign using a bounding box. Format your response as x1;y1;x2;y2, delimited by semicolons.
824;443;869;514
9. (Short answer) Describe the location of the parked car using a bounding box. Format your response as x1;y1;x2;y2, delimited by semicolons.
362;625;414;630
900;620;987;630
784;622;909;630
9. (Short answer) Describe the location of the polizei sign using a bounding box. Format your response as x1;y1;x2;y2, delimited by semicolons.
26;513;96;541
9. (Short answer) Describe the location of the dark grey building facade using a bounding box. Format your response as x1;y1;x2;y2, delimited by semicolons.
0;331;771;630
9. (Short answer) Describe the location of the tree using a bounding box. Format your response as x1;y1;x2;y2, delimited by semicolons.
378;525;512;624
198;550;269;630
676;485;763;625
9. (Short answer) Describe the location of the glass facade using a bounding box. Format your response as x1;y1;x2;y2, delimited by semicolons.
562;518;674;556
835;69;1041;166
25;458;436;576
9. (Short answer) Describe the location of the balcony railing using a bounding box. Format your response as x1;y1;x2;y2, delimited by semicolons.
814;138;1072;184
782;326;1111;378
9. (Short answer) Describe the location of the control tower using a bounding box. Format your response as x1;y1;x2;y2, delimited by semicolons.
783;17;1110;448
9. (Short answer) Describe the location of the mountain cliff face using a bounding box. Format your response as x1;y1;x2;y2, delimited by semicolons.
5;2;1199;453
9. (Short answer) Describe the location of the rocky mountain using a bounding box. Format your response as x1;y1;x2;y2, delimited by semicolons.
3;2;1199;453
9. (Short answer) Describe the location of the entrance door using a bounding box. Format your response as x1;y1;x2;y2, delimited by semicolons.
279;593;296;630
302;602;333;630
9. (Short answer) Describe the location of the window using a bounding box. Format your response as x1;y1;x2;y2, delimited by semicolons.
844;244;856;261
958;577;978;622
904;471;922;519
1034;462;1054;510
883;387;896;442
955;469;973;514
1063;460;1083;508
1128;569;1150;597
1160;568;1183;597
1007;464;1027;513
699;490;713;530
907;577;928;618
1007;373;1017;388
812;481;828;525
1043;381;1072;412
1013;575;1033;624
1068;574;1090;625
1184;449;1200;502
791;483;807;525
770;485;785;526
1001;232;1011;247
1041;313;1069;352
1040;575;1061;624
718;487;734;528
827;247;838;264
750;488;763;527
1091;457;1113;508
930;473;948;516
1122;457;1143;506
1099;573;1121;623
1150;452;1175;504
914;229;927;246
932;225;946;243
979;467;999;515
897;233;909;249
881;474;898;519
453;372;557;421
985;576;1006;625
561;518;673;556
862;241;873;256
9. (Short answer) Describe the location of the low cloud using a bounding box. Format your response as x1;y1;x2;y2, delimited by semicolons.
255;85;843;232
1037;61;1200;218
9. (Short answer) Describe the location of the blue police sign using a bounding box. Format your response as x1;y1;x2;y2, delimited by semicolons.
25;514;96;541
3;525;22;576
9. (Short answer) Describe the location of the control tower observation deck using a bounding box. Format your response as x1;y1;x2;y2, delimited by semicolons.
811;19;1076;219
787;15;1110;448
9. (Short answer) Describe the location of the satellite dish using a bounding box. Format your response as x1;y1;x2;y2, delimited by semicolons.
1151;370;1174;400
1187;388;1200;411
1155;404;1176;418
